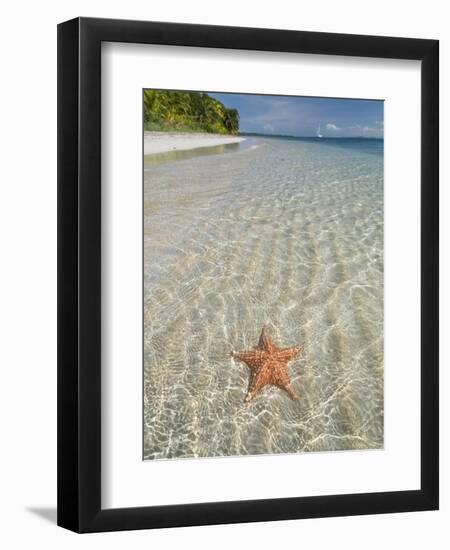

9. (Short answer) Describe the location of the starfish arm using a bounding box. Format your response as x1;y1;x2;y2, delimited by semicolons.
232;350;265;371
271;368;299;400
283;383;299;401
276;345;304;362
258;327;276;353
244;370;269;403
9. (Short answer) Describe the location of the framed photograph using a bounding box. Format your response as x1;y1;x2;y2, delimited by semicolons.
57;17;439;533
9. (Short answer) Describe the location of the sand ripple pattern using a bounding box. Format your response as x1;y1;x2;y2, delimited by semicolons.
143;137;384;460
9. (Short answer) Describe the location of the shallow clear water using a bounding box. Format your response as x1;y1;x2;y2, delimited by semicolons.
143;137;384;460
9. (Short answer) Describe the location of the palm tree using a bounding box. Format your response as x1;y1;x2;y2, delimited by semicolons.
143;90;240;134
223;108;239;134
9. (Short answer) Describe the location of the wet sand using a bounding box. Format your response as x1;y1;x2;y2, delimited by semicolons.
144;131;245;156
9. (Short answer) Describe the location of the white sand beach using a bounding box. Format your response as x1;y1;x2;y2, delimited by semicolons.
144;131;245;155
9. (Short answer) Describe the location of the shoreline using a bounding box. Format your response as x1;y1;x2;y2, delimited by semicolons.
144;131;246;156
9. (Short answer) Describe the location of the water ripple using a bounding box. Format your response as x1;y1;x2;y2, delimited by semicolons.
143;137;384;460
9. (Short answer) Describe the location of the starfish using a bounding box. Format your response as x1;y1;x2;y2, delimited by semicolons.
231;327;304;402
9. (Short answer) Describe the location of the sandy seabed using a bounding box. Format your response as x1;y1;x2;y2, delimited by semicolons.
143;136;384;460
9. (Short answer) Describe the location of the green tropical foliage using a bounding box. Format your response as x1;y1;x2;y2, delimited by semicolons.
143;90;240;134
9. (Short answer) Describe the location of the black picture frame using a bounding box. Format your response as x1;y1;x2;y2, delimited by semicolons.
57;17;439;533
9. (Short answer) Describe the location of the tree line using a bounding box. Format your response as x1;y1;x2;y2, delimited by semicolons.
143;90;240;135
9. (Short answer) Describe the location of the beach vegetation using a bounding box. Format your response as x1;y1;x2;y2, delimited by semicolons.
143;90;240;134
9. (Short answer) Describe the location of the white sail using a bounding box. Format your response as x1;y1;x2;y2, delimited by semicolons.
317;123;323;138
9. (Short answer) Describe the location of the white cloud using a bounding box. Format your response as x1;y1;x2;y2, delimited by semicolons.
238;96;383;137
356;125;383;138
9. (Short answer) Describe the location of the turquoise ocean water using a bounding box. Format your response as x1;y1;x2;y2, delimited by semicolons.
143;136;384;460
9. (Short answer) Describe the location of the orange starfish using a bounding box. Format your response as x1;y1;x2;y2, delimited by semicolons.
232;327;304;402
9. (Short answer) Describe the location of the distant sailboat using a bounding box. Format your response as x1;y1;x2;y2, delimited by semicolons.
316;123;323;138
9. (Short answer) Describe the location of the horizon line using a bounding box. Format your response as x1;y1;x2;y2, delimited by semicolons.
239;131;384;140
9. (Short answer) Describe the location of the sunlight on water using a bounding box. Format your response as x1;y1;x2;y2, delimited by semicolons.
143;137;384;460
144;141;244;166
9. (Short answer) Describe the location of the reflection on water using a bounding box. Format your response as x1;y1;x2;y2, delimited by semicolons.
144;141;244;167
143;137;384;460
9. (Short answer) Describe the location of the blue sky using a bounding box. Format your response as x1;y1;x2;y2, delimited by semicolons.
210;92;384;138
